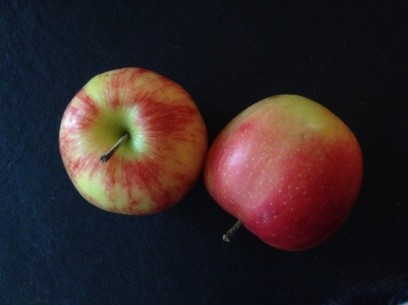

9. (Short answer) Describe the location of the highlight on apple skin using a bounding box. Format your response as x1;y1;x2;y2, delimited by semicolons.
204;94;363;251
59;67;207;215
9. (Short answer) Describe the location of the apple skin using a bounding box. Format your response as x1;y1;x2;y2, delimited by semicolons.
204;95;363;251
59;67;207;215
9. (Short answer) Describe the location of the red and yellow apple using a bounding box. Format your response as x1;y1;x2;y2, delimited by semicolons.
204;95;363;251
59;67;207;215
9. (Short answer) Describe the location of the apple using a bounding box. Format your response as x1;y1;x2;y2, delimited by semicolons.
59;67;207;215
204;94;363;251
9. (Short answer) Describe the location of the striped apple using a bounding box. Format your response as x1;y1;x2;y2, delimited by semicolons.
59;67;207;215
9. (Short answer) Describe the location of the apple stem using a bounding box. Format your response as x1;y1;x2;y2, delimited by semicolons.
223;220;242;242
100;132;130;163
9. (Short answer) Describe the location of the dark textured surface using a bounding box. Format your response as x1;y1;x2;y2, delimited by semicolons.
1;1;408;304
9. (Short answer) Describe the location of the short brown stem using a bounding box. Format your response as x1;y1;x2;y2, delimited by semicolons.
223;220;242;242
100;132;130;163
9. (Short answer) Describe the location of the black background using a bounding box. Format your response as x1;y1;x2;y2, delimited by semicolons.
1;1;408;304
